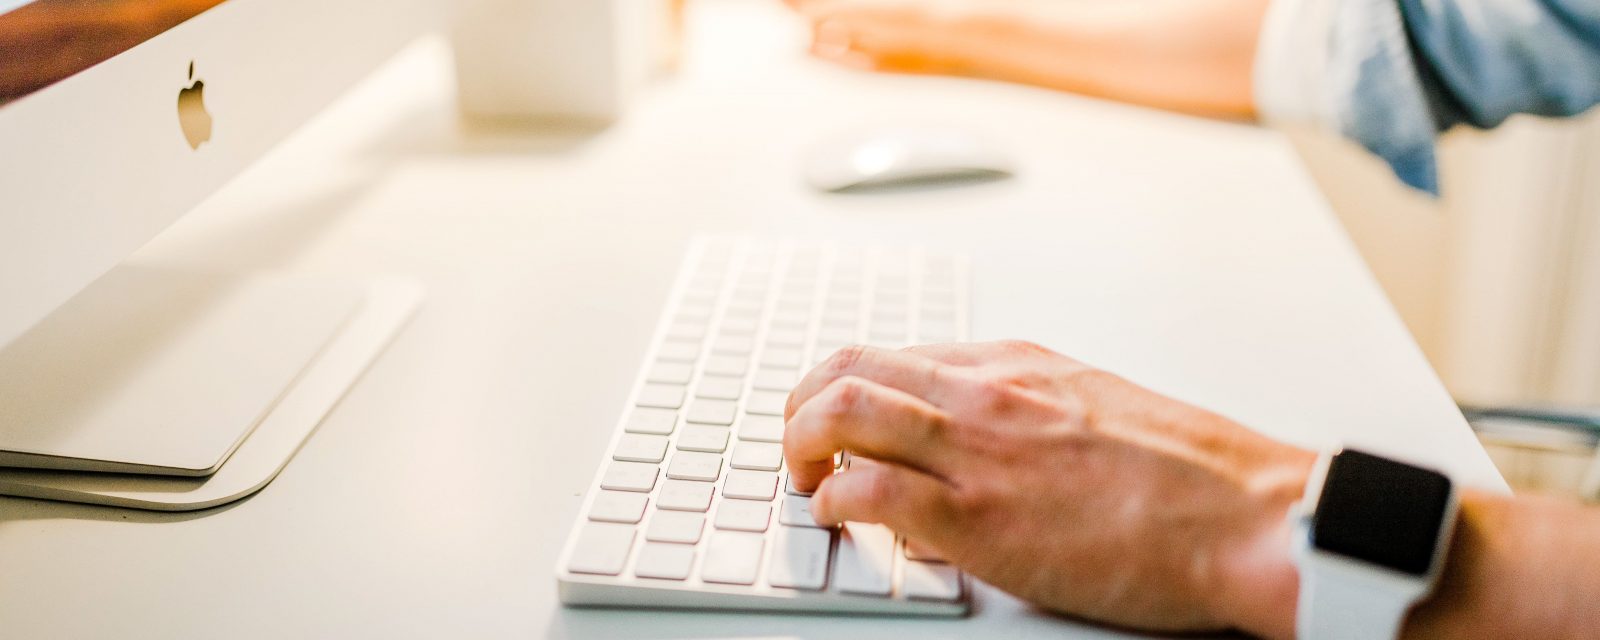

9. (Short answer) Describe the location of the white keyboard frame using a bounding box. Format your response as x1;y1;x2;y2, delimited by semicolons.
556;236;972;616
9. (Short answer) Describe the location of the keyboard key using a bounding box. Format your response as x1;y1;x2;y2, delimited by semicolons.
656;340;700;363
623;408;677;435
700;531;765;585
770;313;809;330
633;542;696;580
695;375;744;400
730;442;784;471
872;302;908;319
922;296;957;313
689;272;723;289
704;355;749;377
720;316;758;335
636;384;686;409
869;323;907;341
647;361;693;385
738;414;784;442
779;494;822;527
722;470;778;500
666;452;723;482
727;299;764;317
646;511;705;544
589;490;649;524
835;522;895;595
822;309;857;326
666;322;706;341
760;348;803;368
683;289;718;307
714;499;772;532
751;369;797;392
613;433;669;463
816;326;856;344
676;305;714;324
920;305;956;321
676;425;730;453
712;336;755;355
734;279;767;296
656;479;714;512
600;461;659;492
745;390;788;416
919;320;958;342
765;328;806;347
566;523;636;576
784;473;812;496
767;526;832;590
630;540;694;579
903;560;962;601
904;538;946;562
686;400;737;426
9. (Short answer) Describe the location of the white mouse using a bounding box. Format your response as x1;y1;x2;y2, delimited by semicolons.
803;128;1014;193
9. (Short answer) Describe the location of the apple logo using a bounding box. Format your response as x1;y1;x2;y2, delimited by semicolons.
177;61;212;150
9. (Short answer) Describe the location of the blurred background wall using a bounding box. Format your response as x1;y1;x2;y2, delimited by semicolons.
1288;111;1600;494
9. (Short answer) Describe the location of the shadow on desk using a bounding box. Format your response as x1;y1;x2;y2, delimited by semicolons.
0;495;242;525
544;595;1150;639
357;103;612;161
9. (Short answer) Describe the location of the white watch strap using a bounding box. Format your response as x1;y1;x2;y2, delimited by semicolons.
1296;558;1416;640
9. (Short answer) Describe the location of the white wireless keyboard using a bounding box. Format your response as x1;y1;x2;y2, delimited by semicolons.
556;236;972;616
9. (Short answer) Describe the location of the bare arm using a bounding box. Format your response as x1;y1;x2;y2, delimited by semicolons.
1405;492;1600;639
785;0;1267;118
783;341;1600;638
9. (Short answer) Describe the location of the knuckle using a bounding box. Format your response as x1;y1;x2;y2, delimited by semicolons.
947;483;989;519
983;367;1044;390
974;374;1017;405
996;339;1047;356
823;376;868;418
924;359;949;388
827;344;870;374
920;407;952;440
959;369;1042;418
1061;366;1119;394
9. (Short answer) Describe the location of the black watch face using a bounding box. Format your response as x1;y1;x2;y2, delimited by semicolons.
1310;450;1453;576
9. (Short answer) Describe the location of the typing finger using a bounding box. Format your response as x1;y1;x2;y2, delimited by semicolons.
811;458;959;544
783;375;953;492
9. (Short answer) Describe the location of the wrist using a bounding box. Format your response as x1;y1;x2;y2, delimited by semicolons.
1210;447;1317;640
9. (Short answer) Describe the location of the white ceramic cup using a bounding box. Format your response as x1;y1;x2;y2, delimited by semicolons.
451;0;663;123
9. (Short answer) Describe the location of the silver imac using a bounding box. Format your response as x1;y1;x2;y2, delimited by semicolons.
0;0;435;507
0;0;436;350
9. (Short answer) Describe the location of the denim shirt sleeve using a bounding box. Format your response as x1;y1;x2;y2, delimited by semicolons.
1256;0;1600;194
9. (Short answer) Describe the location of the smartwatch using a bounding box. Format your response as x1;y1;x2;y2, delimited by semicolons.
1290;449;1460;640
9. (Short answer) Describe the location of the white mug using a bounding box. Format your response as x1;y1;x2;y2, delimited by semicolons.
451;0;666;123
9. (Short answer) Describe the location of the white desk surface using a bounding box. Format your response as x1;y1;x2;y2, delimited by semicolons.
0;2;1503;637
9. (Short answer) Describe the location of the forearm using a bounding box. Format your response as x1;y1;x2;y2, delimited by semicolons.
959;0;1266;118
1222;481;1600;639
1404;491;1600;638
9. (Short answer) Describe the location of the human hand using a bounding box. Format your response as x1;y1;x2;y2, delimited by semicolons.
780;0;1265;118
782;0;1020;76
783;341;1314;638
